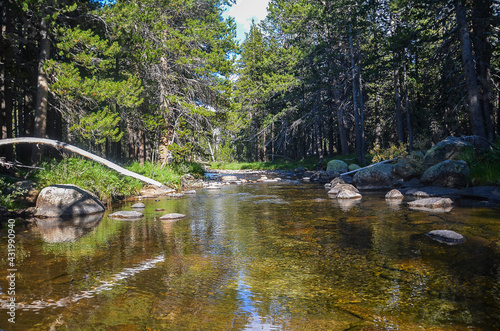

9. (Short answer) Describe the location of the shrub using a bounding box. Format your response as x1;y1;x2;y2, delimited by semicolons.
369;142;409;163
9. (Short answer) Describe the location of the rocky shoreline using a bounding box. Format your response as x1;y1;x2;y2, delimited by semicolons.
2;136;499;221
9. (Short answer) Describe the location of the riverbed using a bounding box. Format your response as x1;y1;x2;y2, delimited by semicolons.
1;176;499;330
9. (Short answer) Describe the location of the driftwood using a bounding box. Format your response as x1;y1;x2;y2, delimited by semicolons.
0;138;164;187
340;158;398;177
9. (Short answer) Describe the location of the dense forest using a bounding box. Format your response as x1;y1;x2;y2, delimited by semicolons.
1;0;499;167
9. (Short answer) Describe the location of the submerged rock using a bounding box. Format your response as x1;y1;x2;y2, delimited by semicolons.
34;184;105;218
108;210;144;219
159;213;186;220
426;229;466;245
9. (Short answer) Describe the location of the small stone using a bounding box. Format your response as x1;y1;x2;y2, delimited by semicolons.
408;197;453;209
328;184;359;196
221;175;238;182
109;210;144;219
167;193;184;198
426;230;466;245
337;188;362;199
385;189;404;199
131;202;146;209
155;208;165;212
184;190;197;195
159;213;186;220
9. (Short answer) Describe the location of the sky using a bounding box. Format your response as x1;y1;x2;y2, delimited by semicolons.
222;0;271;44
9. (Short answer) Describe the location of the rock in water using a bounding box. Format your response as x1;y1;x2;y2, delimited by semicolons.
131;202;146;209
328;184;359;196
408;197;453;209
108;210;144;219
34;184;105;218
385;189;404;199
337;188;362;199
353;164;394;190
159;213;186;220
426;230;466;245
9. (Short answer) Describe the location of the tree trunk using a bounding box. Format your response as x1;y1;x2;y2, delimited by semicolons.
1;0;14;159
335;87;349;155
456;0;489;149
404;58;414;152
0;138;164;187
32;17;51;162
349;21;363;164
357;62;366;165
472;0;494;141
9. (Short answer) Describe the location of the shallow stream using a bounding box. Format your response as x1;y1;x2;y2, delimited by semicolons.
1;177;500;330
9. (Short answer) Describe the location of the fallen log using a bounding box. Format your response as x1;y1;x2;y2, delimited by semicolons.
0;138;164;187
340;158;398;177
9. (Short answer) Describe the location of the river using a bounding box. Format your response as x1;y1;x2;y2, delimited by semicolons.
1;175;499;330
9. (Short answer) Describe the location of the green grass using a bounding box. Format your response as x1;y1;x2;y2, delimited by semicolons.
29;158;205;204
32;158;144;203
211;155;359;171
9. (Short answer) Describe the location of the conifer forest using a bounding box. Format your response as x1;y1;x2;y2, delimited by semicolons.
1;0;499;166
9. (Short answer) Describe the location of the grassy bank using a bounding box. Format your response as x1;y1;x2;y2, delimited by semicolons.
211;155;359;171
0;158;204;209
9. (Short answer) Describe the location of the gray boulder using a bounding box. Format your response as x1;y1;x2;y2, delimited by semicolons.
421;160;470;188
131;202;146;209
348;164;361;171
34;184;105;218
424;137;474;167
353;164;394;190
326;160;348;174
393;157;424;180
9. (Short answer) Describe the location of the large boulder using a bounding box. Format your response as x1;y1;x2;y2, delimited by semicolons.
326;160;348;174
353;164;394;190
393;156;424;180
421;160;470;188
34;184;105;218
423;137;474;167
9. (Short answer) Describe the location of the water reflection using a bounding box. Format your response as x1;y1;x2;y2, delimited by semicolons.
1;182;499;330
334;198;361;211
31;212;104;243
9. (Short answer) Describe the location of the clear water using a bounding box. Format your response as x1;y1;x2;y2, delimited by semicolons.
1;180;499;330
